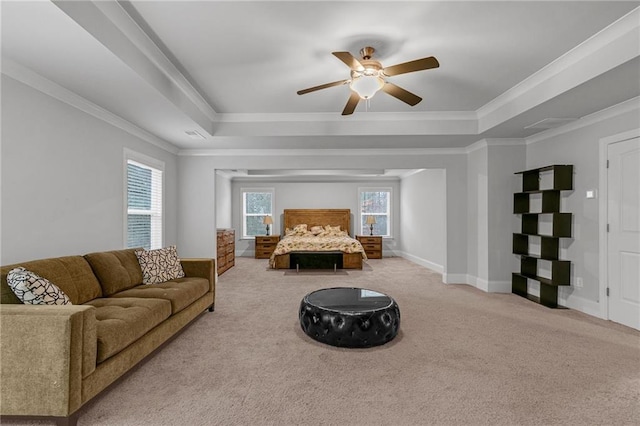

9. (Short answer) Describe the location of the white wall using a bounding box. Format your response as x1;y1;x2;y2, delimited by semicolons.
230;179;401;256
215;172;232;229
526;106;640;312
399;169;446;272
1;75;179;264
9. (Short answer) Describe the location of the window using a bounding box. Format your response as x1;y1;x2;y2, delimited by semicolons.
242;188;274;238
359;188;391;237
125;152;163;250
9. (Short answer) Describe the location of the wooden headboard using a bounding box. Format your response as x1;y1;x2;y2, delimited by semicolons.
283;209;352;236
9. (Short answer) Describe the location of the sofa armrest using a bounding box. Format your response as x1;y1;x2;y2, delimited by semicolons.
0;304;97;417
181;258;215;294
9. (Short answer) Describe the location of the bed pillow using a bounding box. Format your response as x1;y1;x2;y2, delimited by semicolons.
135;245;185;284
286;224;309;236
324;225;341;233
6;267;72;305
310;225;324;235
319;225;346;237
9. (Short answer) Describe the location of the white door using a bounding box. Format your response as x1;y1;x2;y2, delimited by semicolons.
608;136;640;330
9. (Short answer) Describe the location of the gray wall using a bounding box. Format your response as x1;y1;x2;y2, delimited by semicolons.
399;169;446;272
4;66;635;322
177;156;216;258
230;179;402;256
526;109;640;307
487;144;526;286
466;146;488;286
178;153;468;281
215;172;232;229
1;75;179;264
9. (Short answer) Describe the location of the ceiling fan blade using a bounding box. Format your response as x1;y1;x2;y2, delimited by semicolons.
332;51;364;71
297;79;349;95
383;56;439;76
381;82;422;106
342;91;361;115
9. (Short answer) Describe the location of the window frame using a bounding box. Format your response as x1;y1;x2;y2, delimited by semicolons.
124;149;165;250
358;187;392;238
241;187;275;239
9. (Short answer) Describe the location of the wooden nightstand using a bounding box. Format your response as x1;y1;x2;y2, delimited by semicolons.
255;235;280;259
356;235;382;259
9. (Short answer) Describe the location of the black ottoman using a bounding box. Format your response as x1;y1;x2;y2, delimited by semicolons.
299;287;400;348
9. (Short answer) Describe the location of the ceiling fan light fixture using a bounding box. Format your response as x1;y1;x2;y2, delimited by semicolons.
297;47;439;114
350;74;385;99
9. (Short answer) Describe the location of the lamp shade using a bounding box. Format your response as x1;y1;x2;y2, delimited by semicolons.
263;216;273;225
350;75;384;100
365;216;377;225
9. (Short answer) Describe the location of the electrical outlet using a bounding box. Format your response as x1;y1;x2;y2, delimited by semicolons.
575;277;583;288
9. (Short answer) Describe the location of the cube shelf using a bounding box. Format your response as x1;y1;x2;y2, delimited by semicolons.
512;165;573;308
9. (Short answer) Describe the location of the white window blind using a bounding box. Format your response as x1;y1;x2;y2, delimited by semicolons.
127;159;163;250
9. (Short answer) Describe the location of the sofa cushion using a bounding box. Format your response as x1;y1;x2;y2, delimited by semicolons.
135;246;185;284
84;297;171;363
111;277;209;314
84;249;143;297
6;267;71;305
1;256;102;305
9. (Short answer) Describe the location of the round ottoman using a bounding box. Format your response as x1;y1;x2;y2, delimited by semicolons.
299;287;400;348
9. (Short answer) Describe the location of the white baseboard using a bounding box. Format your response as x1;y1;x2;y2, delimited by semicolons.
558;288;604;319
397;251;444;274
470;276;511;293
443;273;469;284
464;275;511;293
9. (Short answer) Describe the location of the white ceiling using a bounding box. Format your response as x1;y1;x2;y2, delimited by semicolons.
1;0;639;164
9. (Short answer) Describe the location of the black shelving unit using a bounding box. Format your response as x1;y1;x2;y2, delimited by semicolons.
512;165;573;308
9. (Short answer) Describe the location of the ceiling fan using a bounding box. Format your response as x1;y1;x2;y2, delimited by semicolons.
297;46;439;115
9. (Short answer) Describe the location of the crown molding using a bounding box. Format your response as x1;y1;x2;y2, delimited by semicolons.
2;59;179;155
465;138;526;154
399;169;427;179
216;111;477;123
477;6;640;131
526;96;640;145
178;147;469;157
109;0;218;122
52;0;216;135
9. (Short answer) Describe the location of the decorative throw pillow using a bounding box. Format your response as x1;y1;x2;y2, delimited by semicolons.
135;245;185;285
7;267;72;305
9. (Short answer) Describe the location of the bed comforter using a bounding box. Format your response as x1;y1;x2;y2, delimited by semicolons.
269;235;368;267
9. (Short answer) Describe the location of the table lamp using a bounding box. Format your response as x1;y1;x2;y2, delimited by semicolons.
365;216;376;236
263;216;273;235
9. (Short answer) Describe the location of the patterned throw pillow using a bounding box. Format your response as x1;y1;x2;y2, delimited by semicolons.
135;245;185;285
7;267;72;305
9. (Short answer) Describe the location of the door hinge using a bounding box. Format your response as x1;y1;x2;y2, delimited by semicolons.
607;223;609;232
606;287;610;297
606;159;609;168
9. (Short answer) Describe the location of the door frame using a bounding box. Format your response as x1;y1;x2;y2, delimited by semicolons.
598;128;640;320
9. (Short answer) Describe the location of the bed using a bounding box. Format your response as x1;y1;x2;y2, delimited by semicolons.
269;209;367;269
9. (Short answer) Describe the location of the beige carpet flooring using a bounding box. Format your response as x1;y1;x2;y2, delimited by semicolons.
7;257;640;426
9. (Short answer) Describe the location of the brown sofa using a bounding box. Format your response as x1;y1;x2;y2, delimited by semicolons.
0;248;215;426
